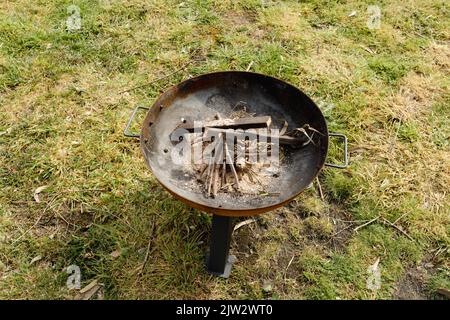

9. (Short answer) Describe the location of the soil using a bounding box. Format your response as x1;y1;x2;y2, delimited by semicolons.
393;256;437;300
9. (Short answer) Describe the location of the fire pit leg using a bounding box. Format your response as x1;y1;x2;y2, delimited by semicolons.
206;215;236;278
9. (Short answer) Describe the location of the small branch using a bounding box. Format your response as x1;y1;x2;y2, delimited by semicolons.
437;288;450;299
246;61;254;72
12;215;43;244
382;218;414;241
393;212;409;225
332;223;355;237
211;164;219;197
333;218;372;223
11;195;59;244
233;219;256;232
284;254;296;280
119;59;196;94
316;177;324;201
354;216;380;232
140;219;156;274
224;142;240;189
222;154;227;186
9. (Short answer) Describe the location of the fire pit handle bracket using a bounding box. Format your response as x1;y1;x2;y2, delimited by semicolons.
124;106;149;138
325;132;349;169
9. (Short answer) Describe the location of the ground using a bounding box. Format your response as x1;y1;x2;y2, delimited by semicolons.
0;0;449;300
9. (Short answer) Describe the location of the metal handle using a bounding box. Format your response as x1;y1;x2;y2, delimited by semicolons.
325;132;349;169
123;106;149;138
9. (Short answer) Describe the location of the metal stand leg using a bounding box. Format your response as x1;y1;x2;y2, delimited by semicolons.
206;215;236;278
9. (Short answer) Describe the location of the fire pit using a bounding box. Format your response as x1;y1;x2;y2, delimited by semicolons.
124;71;348;277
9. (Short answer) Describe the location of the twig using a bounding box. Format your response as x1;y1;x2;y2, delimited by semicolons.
292;127;315;146
382;218;414;241
359;44;376;54
354;216;380;232
12;215;43;244
56;212;79;229
233;219;256;232
211;164;219;197
201;137;220;195
284;254;295;280
119;59;195;94
199;161;211;181
333;218;372;223
246;61;254;72
279;121;288;136
208;134;223;197
436;288;450;299
303;124;324;136
140;220;156;274
332;223;355;237
393;212;409;225
316;177;324;201
197;163;208;178
57;188;108;193
11;195;59;244
215;113;227;190
224;141;240;189
75;280;103;300
222;153;227;186
206;158;214;196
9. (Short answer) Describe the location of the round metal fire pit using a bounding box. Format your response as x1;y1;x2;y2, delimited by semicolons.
125;71;347;217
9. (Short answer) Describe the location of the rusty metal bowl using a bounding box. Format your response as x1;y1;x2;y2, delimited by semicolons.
125;71;347;217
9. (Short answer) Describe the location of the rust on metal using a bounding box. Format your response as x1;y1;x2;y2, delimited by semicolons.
139;71;329;217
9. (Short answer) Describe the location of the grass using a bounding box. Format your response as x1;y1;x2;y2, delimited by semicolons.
0;0;449;299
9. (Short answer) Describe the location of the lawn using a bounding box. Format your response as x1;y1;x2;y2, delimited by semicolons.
0;0;448;299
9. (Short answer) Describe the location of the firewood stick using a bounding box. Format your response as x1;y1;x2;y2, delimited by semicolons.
205;138;221;193
212;164;219;197
222;154;227;186
207;133;224;197
196;164;208;181
205;157;214;195
200;162;210;181
220;183;233;190
181;116;272;132
214;113;227;190
211;147;221;196
206;127;306;146
224;142;240;189
206;158;217;196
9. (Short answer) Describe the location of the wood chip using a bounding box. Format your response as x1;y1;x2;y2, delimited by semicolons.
359;45;376;54
79;279;98;294
75;280;102;300
110;250;121;259
30;255;42;264
33;185;48;203
437;288;450;299
233;219;255;232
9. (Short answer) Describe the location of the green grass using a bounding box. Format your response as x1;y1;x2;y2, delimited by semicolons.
0;0;449;300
